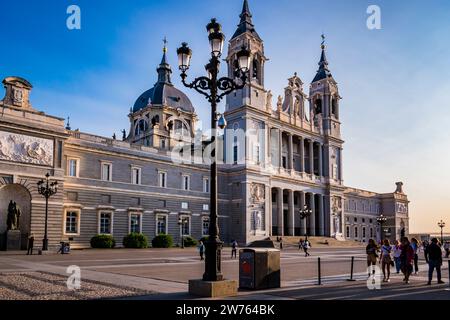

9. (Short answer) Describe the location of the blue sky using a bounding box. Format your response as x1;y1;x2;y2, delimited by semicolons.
1;0;450;233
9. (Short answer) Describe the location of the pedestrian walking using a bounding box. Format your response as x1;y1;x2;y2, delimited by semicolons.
279;237;283;250
380;239;393;282
393;240;402;274
400;237;414;284
303;240;311;257
299;239;304;252
444;241;450;259
422;240;429;261
231;240;238;259
198;240;205;261
366;239;379;278
411;238;420;275
425;238;445;285
27;234;34;255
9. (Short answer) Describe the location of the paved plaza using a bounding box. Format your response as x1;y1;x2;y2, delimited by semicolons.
1;245;449;300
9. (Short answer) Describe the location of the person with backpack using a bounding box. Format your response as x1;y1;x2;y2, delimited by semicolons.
303;239;311;257
425;238;445;285
400;237;414;284
366;239;379;278
393;240;402;274
379;239;393;282
231;240;238;259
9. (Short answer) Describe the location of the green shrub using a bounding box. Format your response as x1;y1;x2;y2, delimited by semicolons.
152;234;173;248
90;234;116;249
183;236;198;247
123;233;149;249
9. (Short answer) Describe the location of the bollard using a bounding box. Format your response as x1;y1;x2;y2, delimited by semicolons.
446;260;450;291
317;257;322;285
347;256;356;281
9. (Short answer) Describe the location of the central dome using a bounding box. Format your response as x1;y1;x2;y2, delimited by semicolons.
132;49;194;114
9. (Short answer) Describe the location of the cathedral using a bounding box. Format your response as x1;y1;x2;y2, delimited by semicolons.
0;0;409;249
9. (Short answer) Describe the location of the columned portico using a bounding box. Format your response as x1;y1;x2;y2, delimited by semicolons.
288;189;295;236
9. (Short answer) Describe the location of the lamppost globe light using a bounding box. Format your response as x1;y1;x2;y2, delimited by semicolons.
177;42;192;72
208;31;225;58
236;46;251;73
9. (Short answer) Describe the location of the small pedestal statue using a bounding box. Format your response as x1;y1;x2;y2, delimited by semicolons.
6;201;22;251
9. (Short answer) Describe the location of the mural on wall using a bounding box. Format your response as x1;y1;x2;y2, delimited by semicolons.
0;131;53;166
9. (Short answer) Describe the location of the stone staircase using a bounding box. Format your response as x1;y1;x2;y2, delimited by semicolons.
270;236;364;248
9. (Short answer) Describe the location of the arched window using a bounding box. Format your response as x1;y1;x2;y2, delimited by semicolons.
314;98;322;114
135;119;148;136
252;60;259;82
168;119;190;137
331;97;338;118
305;103;311;122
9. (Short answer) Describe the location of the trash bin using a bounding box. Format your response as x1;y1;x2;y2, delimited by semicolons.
239;248;280;290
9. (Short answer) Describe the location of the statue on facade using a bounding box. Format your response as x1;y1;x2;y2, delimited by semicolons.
276;95;283;113
6;200;21;231
266;90;273;111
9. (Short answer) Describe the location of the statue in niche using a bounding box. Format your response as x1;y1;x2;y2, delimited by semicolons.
294;96;301;117
6;200;21;231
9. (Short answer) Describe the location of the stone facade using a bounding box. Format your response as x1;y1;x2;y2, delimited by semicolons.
0;0;409;249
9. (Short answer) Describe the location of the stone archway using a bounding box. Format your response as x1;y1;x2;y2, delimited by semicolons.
0;184;32;248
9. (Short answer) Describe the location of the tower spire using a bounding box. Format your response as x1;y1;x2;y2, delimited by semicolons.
312;34;332;82
157;36;172;84
232;0;261;40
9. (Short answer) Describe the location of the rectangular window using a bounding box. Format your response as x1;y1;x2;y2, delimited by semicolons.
99;212;112;234
64;210;79;235
363;227;366;238
202;217;210;236
159;171;167;188
156;215;168;235
182;175;190;191
233;145;238;164
354;227;358;238
370;228;373;238
203;178;210;193
346;226;350;238
68;158;78;177
203;204;209;211
181;202;189;210
101;163;112;181
132;167;141;185
129;213;141;233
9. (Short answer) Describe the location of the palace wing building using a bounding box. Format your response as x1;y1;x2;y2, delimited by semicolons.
0;0;409;249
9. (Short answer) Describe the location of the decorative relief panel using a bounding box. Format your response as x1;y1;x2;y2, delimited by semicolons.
0;131;53;166
250;183;265;204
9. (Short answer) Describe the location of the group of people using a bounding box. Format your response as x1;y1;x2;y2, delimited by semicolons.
366;237;446;285
197;239;239;261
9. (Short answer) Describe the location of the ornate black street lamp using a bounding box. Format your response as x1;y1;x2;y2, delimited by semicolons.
438;220;446;244
376;214;387;242
37;173;58;251
177;18;250;282
178;216;187;249
299;205;313;241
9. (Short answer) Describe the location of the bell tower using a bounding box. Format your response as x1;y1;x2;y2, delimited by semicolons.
309;36;344;183
226;0;268;112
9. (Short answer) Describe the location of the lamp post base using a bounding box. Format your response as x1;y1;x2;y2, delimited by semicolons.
42;238;49;251
188;279;238;298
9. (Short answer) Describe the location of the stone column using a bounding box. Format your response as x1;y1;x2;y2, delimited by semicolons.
318;144;323;177
309;140;314;175
288;190;295;236
300;136;305;173
265;124;270;168
300;191;306;235
267;185;272;236
288;134;294;172
279;130;283;169
309;193;316;236
318;195;324;236
339;148;343;181
277;188;284;236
